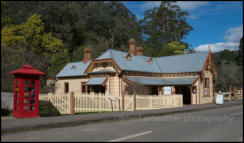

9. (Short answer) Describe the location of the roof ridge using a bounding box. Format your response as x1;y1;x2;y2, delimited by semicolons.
155;52;208;59
69;60;92;64
68;61;84;64
108;49;113;59
108;48;208;59
109;49;128;55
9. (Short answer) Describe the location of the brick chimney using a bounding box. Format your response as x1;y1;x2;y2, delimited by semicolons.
136;46;143;56
83;48;92;64
129;38;136;56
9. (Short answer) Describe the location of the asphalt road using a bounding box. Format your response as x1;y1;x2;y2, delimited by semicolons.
2;105;243;142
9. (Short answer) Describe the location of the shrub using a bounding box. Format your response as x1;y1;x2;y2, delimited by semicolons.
1;102;10;116
1;108;10;116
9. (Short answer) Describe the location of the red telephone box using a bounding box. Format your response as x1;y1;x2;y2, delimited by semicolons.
9;65;46;118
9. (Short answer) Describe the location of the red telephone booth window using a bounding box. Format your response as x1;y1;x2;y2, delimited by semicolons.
23;80;37;112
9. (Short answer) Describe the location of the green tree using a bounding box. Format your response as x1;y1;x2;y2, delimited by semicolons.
1;1;13;28
219;49;235;63
1;14;68;79
1;1;143;60
237;37;243;65
140;1;193;55
159;41;187;56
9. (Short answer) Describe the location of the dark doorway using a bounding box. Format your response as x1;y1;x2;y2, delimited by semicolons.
151;86;158;95
175;86;191;104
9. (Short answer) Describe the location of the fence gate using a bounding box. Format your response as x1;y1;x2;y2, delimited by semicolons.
124;95;134;111
51;94;70;114
39;93;70;115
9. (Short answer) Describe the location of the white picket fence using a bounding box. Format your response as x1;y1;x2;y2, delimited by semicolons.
74;94;121;112
2;91;183;115
39;93;70;114
136;94;183;110
1;92;14;110
74;93;182;113
39;92;183;114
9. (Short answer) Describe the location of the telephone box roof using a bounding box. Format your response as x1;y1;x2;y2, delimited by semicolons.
9;65;46;75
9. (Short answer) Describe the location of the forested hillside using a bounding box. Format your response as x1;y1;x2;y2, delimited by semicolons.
1;1;242;92
212;37;243;91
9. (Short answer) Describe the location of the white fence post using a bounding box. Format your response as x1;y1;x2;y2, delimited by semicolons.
99;93;102;113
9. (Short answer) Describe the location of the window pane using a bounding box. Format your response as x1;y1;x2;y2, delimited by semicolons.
24;98;29;104
31;92;35;98
30;106;35;111
31;81;36;86
30;87;36;92
82;82;86;93
30;99;35;104
24;106;29;111
192;86;197;94
65;83;69;93
164;86;171;95
24;93;30;98
24;87;31;92
24;80;29;85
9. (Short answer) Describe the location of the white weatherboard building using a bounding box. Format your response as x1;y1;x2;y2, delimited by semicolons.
55;38;217;105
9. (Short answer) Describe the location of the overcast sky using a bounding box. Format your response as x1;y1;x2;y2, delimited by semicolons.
123;1;243;52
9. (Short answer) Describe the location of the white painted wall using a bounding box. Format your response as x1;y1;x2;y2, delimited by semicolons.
55;78;89;95
91;62;116;72
200;70;214;104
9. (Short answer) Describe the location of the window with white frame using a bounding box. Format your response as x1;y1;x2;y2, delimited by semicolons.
164;86;171;95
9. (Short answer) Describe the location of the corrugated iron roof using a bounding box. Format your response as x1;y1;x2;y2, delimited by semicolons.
155;52;208;73
87;77;107;85
56;61;91;77
96;49;161;73
124;76;197;85
96;49;208;73
56;49;208;77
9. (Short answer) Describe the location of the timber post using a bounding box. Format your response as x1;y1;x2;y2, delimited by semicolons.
122;91;125;111
133;89;136;111
70;92;75;115
150;96;153;109
229;86;232;101
190;86;193;105
158;87;160;96
241;88;243;99
161;87;164;96
99;93;101;113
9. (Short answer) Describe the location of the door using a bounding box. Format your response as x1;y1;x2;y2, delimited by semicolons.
175;86;191;104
